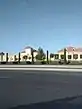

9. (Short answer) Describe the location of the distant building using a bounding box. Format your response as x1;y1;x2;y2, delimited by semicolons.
54;46;82;61
1;46;82;62
20;46;38;61
0;46;38;62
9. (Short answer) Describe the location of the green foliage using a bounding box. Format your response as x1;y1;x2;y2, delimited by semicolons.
36;47;46;60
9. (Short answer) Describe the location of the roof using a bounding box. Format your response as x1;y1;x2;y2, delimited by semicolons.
21;50;26;53
0;52;5;55
24;46;33;49
58;46;82;53
24;46;38;52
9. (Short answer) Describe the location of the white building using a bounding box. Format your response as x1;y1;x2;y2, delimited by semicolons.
0;46;38;62
20;46;38;62
53;46;82;61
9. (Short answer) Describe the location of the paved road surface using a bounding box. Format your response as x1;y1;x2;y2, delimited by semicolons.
0;70;82;109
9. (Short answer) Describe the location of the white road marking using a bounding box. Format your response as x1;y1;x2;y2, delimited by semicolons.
0;67;82;72
0;65;82;68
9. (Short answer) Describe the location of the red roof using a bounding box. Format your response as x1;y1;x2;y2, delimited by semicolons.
58;46;82;53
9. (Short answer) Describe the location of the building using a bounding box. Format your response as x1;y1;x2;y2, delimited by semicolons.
0;46;38;62
20;46;38;61
1;46;82;62
54;46;82;61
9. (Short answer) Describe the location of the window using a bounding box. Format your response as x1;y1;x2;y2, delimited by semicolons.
80;55;82;59
23;55;28;60
61;55;64;59
29;57;31;59
73;54;78;59
68;55;71;59
10;57;13;60
50;53;54;58
54;54;59;59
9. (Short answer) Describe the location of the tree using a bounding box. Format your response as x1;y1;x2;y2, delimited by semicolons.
6;53;8;62
31;48;34;64
64;48;67;64
18;52;21;63
47;50;49;64
36;47;46;60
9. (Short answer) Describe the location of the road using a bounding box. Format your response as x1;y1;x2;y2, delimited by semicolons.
0;70;82;109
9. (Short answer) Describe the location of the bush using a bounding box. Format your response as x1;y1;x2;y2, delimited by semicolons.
41;61;47;64
0;62;7;64
13;61;19;64
34;61;41;65
58;60;64;65
49;61;59;65
66;61;70;64
69;61;82;65
26;61;32;64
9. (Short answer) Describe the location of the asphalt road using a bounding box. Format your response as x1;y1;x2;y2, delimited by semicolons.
1;70;82;109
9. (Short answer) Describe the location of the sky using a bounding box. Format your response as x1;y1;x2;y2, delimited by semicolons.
0;0;82;53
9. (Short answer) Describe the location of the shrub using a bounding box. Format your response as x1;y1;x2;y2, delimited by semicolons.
1;62;7;64
26;61;32;64
13;62;18;64
49;61;59;65
58;60;64;64
41;61;47;64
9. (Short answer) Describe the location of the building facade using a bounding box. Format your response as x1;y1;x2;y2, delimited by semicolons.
1;46;82;62
0;46;38;62
54;46;82;61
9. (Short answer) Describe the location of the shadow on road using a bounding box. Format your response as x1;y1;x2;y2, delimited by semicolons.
10;95;82;109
